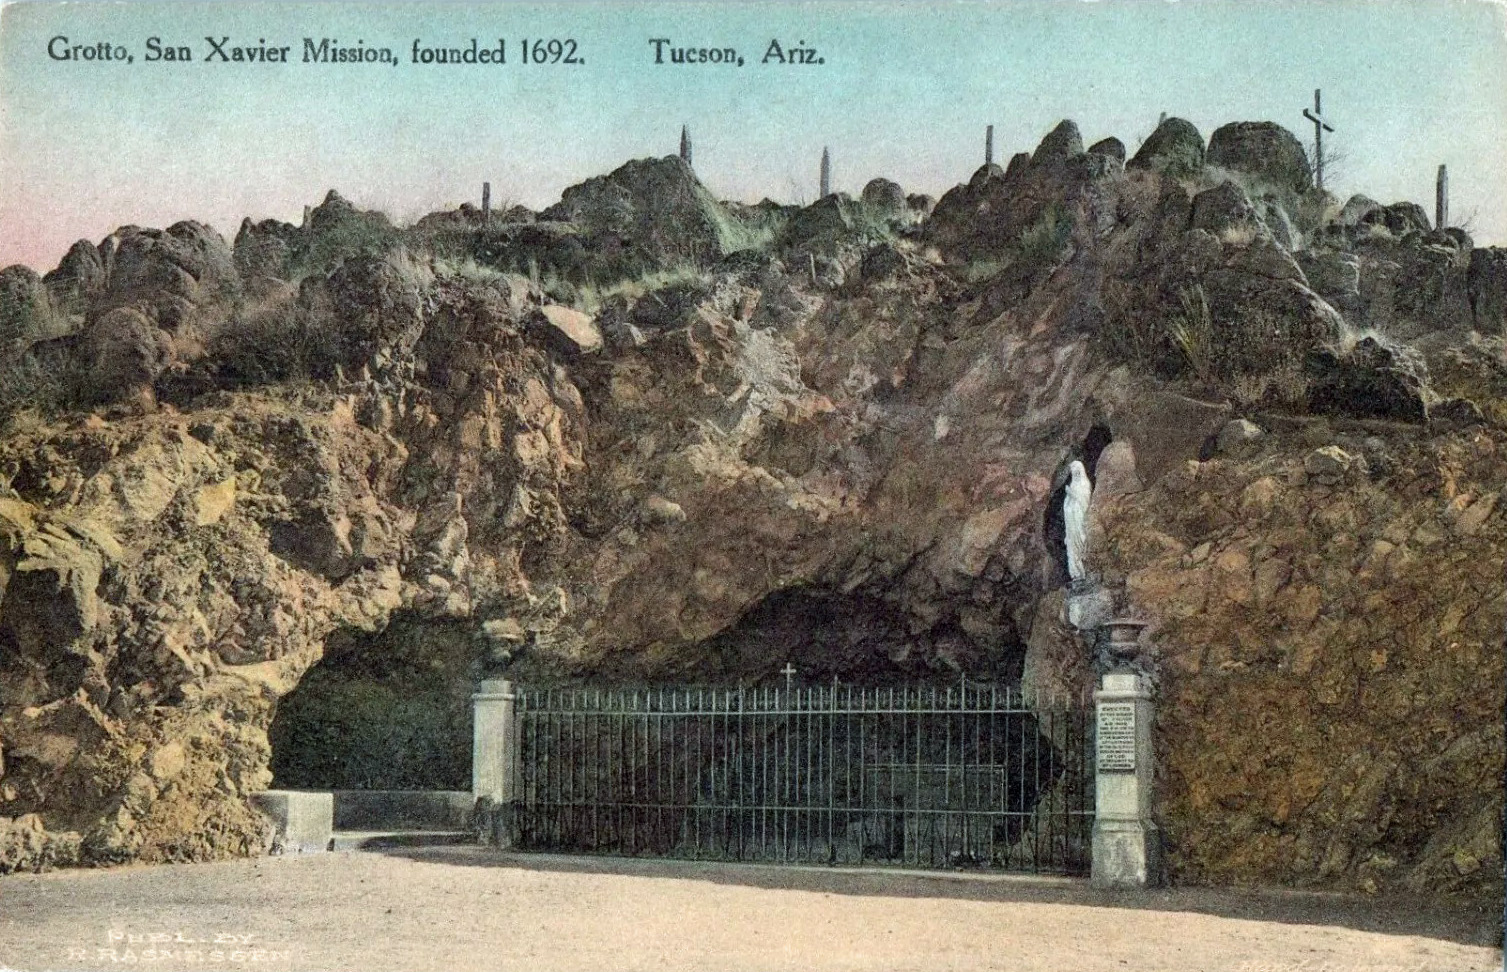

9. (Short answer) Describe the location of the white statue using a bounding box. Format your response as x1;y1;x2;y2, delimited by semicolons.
1063;459;1092;581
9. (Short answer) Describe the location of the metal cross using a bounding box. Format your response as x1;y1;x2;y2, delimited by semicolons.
1303;88;1336;193
780;662;797;691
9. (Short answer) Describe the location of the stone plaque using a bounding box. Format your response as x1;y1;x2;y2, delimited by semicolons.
1096;702;1137;772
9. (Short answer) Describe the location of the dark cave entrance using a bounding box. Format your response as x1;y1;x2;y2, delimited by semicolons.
267;614;481;791
696;580;1028;685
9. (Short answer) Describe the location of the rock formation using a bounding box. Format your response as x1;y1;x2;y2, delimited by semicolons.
0;121;1500;912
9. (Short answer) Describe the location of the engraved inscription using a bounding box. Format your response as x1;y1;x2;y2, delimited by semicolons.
1097;702;1136;773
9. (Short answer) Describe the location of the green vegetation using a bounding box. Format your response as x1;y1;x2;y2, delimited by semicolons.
207;296;338;385
1015;203;1073;269
1168;285;1216;383
708;203;787;256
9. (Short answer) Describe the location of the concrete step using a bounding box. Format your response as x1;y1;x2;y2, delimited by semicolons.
333;790;474;831
330;830;474;852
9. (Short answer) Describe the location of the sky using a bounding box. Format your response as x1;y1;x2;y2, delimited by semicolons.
1;0;1505;271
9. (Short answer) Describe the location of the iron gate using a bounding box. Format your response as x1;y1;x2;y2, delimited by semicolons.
507;681;1094;874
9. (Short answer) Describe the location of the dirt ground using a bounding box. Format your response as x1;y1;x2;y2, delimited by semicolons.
0;846;1500;972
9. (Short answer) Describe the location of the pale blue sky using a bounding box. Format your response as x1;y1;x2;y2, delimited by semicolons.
2;0;1505;269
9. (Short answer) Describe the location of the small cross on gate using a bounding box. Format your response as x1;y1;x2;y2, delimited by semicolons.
780;662;797;691
1303;88;1336;193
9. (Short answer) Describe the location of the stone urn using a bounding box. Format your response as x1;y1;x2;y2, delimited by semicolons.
1100;618;1149;670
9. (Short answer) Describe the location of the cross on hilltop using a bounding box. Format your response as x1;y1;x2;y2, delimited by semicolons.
1303;88;1336;192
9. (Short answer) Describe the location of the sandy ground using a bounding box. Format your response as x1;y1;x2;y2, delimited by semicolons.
0;846;1500;972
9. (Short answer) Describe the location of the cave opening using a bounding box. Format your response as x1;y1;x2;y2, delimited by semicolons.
695;582;1028;685
267;614;481;791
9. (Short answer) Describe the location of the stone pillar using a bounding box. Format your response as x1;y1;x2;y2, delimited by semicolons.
1436;164;1448;232
472;679;518;847
985;125;995;165
482;181;491;223
1091;670;1159;888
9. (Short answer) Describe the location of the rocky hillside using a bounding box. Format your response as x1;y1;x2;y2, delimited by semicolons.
0;127;1501;906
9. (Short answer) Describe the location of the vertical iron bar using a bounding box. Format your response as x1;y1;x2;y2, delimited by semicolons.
781;683;789;863
590;689;599;850
945;683;953;865
567;689;576;846
759;685;768;859
695;687;704;858
803;686;811;862
734;686;744;860
989;683;997;866
726;688;735;859
1033;700;1041;871
856;686;865;864
680;688;688;856
890;686;898;865
613;689;622;851
1018;693;1030;868
828;680;836;864
655;686;664;853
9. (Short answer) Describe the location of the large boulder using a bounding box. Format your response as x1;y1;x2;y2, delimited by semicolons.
95;222;241;332
42;239;106;313
316;252;429;372
1190;181;1267;238
1086;137;1126;163
1468;247;1507;336
233;218;302;280
1128;117;1205;179
80;306;173;401
781;193;865;250
1297;250;1362;322
860;178;907;213
1306;336;1430;423
1335;194;1382;228
967;163;1005;193
0;266;52;350
1029;120;1085;173
542;156;735;266
1361;202;1431;237
1206;121;1312;194
531;305;602;356
1341;238;1472;339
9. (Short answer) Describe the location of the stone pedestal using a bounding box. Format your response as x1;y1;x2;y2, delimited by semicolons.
472;679;518;847
250;790;333;854
1091;671;1159;888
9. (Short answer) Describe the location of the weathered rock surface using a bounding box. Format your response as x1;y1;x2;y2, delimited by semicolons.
1098;429;1505;900
0;128;1500;915
1206;122;1313;194
1306;337;1431;423
42;239;106;314
0;266;52;350
541;156;734;266
233;218;302;280
1128;117;1205;179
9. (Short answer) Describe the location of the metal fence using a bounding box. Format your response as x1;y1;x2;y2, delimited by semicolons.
507;681;1095;874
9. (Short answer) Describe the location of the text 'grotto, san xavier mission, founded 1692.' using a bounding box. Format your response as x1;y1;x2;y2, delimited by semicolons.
0;106;1503;929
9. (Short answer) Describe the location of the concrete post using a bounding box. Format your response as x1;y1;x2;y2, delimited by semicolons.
472;679;517;846
1091;670;1159;888
820;147;831;199
482;181;491;223
985;125;995;166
